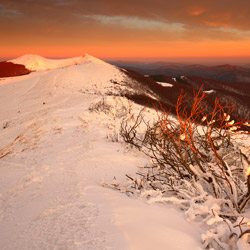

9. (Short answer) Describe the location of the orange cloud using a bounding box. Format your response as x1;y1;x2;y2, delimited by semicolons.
189;8;205;16
1;0;250;59
205;21;231;28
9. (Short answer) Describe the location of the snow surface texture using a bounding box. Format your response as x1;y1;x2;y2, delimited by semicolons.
0;55;202;249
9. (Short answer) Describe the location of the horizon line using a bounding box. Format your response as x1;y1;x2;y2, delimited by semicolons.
1;55;250;65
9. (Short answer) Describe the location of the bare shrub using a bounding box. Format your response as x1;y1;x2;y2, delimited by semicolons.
88;97;112;114
118;87;250;248
120;108;147;148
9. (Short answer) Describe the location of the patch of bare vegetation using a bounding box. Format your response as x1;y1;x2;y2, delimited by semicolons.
109;87;250;249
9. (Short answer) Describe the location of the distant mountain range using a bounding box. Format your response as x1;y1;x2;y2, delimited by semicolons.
110;61;250;83
121;69;250;125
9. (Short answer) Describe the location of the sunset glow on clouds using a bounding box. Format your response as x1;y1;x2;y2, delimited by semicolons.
0;0;250;60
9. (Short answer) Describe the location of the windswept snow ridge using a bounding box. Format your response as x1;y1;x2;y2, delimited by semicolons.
9;54;99;71
0;55;202;250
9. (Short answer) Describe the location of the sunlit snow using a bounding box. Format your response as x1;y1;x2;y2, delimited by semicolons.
0;55;203;249
9;54;100;71
157;81;173;87
204;89;216;94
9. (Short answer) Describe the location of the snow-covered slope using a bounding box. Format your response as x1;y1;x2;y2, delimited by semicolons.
8;54;93;71
3;54;127;99
0;55;202;249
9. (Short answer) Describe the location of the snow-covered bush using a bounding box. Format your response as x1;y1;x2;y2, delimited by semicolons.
118;87;250;249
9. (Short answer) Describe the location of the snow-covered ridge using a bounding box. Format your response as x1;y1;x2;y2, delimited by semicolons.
8;54;103;71
0;53;212;249
3;53;129;99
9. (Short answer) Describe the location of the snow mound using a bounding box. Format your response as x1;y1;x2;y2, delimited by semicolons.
8;54;95;71
204;89;216;94
157;81;173;87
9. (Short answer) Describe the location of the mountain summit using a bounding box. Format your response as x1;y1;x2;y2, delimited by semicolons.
8;54;104;71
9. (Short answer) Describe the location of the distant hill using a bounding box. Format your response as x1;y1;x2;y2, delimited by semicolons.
8;54;87;71
244;63;250;68
111;61;250;83
0;61;31;77
0;54;103;77
122;69;250;126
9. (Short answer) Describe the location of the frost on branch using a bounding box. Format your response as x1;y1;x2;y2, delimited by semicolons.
117;86;250;249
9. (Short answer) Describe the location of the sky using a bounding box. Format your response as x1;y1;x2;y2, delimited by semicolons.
1;0;250;62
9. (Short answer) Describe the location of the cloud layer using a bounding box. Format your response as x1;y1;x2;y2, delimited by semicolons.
1;0;250;59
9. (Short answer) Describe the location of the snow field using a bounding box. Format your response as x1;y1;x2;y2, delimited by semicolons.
0;55;203;249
